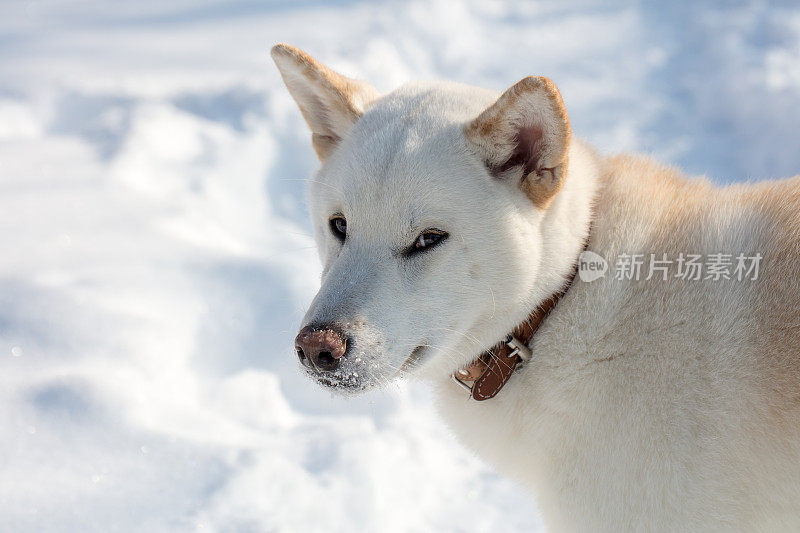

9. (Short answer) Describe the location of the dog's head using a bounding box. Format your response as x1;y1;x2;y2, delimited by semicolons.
272;44;577;393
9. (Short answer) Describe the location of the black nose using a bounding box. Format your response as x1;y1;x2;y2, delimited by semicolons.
294;325;348;372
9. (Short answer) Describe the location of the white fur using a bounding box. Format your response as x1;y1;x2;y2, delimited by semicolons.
276;50;800;531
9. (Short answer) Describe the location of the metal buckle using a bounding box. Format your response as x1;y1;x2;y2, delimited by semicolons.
505;335;532;363
452;371;474;399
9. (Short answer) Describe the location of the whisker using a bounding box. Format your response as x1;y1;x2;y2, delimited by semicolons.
426;326;483;348
279;177;345;197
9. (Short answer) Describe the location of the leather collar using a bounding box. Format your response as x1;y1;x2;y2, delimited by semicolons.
452;252;584;401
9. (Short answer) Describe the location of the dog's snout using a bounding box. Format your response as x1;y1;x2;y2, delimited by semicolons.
295;325;348;372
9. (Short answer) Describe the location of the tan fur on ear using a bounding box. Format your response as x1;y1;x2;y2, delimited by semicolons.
465;76;571;209
271;44;379;160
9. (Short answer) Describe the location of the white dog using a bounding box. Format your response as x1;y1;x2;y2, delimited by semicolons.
272;43;800;531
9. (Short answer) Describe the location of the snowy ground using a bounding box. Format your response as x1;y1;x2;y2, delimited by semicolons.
1;1;799;531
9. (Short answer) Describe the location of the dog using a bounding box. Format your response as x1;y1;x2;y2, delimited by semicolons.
272;43;800;531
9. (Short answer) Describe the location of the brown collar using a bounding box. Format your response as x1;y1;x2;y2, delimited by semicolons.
452;262;581;401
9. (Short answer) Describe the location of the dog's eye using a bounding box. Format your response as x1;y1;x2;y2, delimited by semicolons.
408;230;448;255
329;216;347;241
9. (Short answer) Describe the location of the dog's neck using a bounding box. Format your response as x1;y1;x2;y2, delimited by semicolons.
453;141;598;399
424;139;600;391
452;243;585;400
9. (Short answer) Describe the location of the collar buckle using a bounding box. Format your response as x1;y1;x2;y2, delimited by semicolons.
505;334;532;364
452;371;475;397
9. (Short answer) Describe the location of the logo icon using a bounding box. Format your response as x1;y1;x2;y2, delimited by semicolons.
578;250;608;282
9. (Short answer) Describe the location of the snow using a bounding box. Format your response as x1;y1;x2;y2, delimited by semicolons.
1;1;799;531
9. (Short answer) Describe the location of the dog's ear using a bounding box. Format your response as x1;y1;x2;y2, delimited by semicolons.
465;76;571;209
271;43;379;160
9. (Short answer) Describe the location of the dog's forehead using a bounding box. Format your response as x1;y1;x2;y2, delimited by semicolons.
315;82;499;222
